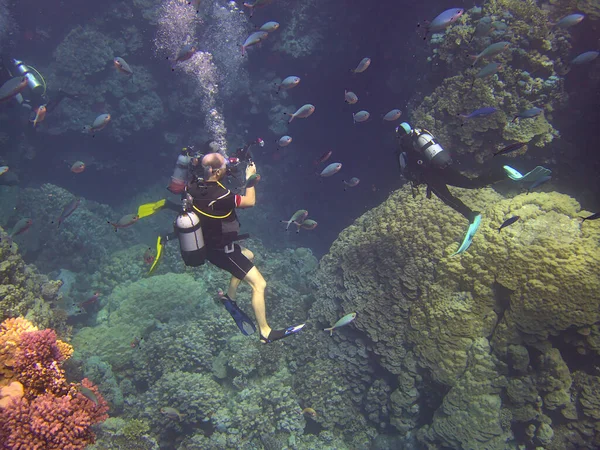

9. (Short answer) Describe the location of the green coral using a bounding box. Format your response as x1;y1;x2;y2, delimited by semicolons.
412;0;570;161
309;183;600;448
0;226;66;332
151;371;225;426
72;272;213;372
122;418;150;440
502;110;558;145
91;244;148;293
417;339;512;449
89;417;158;450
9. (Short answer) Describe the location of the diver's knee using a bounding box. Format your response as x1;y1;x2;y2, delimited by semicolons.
246;268;266;291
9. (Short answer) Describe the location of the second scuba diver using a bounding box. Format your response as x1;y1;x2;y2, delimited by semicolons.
395;122;552;254
0;55;82;125
137;140;306;344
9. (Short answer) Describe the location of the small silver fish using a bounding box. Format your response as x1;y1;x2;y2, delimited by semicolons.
87;114;111;133
77;385;98;405
383;109;402;121
343;177;360;190
554;14;584;29
353;110;370;123
277;135;292;148
160;407;186;421
276;76;300;93
285;104;315;123
571;51;599;65
320;162;342;177
324;312;357;336
351;57;371;73
293;219;317;234
344;90;358;104
281;210;309;230
259;21;279;32
470;42;510;66
114;57;133;76
241;31;268;56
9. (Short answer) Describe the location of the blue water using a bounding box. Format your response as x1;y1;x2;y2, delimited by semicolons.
1;0;599;449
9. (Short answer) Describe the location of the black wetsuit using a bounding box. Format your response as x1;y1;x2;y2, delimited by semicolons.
166;179;254;280
397;134;505;223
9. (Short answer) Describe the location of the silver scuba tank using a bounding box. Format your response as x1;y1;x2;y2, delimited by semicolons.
174;211;206;266
13;60;44;96
413;128;452;168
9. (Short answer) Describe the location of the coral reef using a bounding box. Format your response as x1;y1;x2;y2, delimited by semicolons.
9;184;128;274
306;183;600;448
0;317;108;449
0;380;109;450
411;1;570;162
0;231;66;331
72;272;211;373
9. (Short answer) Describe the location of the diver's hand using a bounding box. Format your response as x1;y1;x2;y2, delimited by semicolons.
245;162;257;178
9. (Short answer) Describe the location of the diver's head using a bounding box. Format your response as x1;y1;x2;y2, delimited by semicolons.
396;122;413;137
201;153;227;181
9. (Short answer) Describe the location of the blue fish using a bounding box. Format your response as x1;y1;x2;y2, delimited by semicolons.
498;216;520;232
459;107;497;121
527;175;551;194
571;51;599;65
554;14;584;29
580;212;599;223
512;107;543;123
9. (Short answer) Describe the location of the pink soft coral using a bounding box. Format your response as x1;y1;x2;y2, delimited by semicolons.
0;378;109;450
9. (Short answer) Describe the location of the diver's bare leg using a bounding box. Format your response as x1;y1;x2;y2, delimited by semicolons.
227;277;242;299
243;266;270;337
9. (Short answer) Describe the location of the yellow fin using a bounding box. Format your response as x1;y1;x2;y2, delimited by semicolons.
137;199;166;219
147;236;163;275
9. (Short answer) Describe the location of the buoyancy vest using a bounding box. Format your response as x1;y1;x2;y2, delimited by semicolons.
187;179;240;249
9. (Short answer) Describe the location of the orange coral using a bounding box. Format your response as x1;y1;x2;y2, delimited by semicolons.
0;317;38;387
0;381;24;408
57;339;74;360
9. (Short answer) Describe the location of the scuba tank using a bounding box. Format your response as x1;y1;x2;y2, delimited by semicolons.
411;127;452;168
12;59;45;96
174;195;206;266
168;153;193;194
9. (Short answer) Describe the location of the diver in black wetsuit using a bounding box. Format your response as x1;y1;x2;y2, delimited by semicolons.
0;55;82;120
395;122;551;255
395;122;506;224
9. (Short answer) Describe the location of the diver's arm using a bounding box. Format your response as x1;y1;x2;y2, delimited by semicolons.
238;187;255;208
237;161;257;208
164;199;181;212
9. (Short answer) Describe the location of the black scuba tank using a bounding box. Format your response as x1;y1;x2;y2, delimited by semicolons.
174;211;206;266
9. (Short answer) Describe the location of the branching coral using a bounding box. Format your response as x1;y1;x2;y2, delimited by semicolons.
0;379;109;450
0;317;108;449
14;329;70;397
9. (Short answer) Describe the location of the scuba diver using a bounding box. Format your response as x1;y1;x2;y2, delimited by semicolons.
138;139;306;344
395;122;552;254
0;55;82;124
